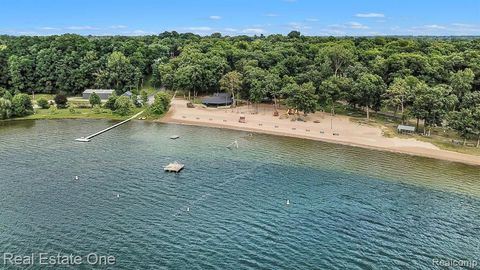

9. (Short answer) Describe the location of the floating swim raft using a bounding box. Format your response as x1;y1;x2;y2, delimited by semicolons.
164;162;184;173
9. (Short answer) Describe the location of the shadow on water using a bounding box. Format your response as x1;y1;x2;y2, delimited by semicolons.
0;119;36;130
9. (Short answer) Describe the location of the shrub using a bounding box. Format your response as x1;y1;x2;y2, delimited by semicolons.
140;90;148;104
149;92;171;115
69;107;76;114
89;92;101;107
54;93;68;108
132;94;141;108
11;93;33;117
0;98;13;119
37;97;50;109
104;92;118;110
114;96;134;116
3;91;13;101
92;105;103;114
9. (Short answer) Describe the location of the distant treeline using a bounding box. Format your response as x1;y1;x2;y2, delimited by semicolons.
1;32;480;140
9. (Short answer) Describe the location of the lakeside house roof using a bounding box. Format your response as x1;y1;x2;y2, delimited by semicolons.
397;125;415;132
83;89;115;94
122;91;133;97
202;93;233;106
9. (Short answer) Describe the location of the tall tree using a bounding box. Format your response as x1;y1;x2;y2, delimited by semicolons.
450;68;475;102
285;82;318;116
353;73;386;120
319;76;352;115
412;84;457;135
264;72;282;111
219;71;243;107
319;42;356;77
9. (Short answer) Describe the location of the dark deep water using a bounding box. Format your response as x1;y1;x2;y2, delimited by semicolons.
1;119;479;269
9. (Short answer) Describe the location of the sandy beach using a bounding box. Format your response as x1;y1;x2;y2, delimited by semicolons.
160;99;480;166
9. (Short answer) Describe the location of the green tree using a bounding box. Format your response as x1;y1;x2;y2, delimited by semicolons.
54;93;68;109
219;71;243;107
97;51;141;94
89;92;101;108
264;73;282;111
104;92;118;110
319;76;352;115
149;92;171;115
319;42;356;77
353;73;386;120
8;55;35;92
114;96;134;116
412;84;457;135
448;108;475;146
37;97;50;109
285;82;318;116
450;68;475;101
140;90;148;105
11;93;33;116
3;91;13;101
0;98;13;119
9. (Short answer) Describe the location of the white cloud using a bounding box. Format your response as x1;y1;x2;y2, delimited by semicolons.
287;22;311;30
265;13;279;17
66;26;98;30
347;22;369;29
224;28;239;32
329;22;368;30
305;18;319;22
184;26;213;31
451;23;474;28
407;23;480;35
242;28;265;34
209;15;222;20
109;25;128;29
412;24;447;30
355;13;385;18
39;27;58;30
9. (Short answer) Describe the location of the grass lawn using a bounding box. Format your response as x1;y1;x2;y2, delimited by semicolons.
353;109;480;156
30;94;54;101
17;107;145;121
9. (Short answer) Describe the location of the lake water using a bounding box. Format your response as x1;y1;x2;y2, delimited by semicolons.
1;119;479;269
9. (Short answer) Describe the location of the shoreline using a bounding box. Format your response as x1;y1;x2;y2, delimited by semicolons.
3;101;480;167
159;99;480;167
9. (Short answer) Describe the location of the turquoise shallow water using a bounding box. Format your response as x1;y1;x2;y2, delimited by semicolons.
0;119;479;269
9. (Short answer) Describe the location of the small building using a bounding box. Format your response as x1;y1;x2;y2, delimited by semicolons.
202;93;233;107
82;89;115;100
397;125;416;134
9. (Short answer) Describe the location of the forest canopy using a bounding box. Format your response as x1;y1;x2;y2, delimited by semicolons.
0;32;479;140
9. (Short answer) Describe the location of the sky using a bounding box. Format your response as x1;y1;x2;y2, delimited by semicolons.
1;0;479;36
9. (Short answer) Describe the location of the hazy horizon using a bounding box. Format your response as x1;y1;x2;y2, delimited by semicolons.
1;0;479;37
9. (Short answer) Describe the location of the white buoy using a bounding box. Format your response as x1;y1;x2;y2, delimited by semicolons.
286;199;290;205
75;176;79;180
187;207;190;212
116;194;120;198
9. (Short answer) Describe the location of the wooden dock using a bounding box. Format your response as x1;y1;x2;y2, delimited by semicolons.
164;162;184;173
75;110;144;142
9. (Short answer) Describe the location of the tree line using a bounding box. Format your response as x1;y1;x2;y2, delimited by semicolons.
0;32;479;144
